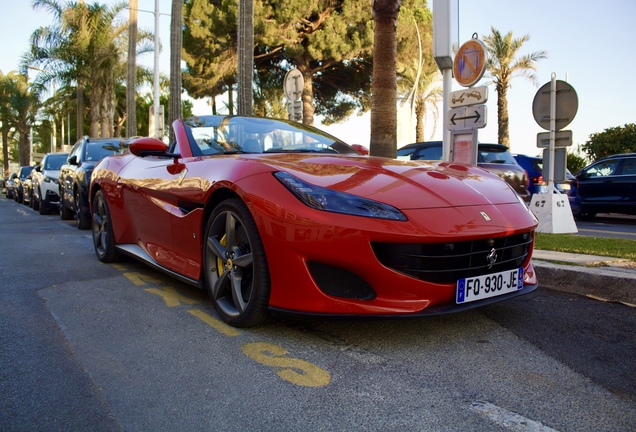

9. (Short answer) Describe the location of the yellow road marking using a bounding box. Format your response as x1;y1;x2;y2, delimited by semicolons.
123;272;163;286
241;342;331;387
145;285;201;307
188;309;241;337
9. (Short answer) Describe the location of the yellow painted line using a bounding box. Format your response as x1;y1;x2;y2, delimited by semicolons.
241;342;331;387
110;264;127;271
188;309;241;337
123;272;163;286
144;285;201;307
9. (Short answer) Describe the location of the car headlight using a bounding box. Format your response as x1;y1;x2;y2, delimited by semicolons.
274;171;407;221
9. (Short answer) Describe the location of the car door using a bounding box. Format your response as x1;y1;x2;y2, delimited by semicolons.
613;157;636;212
576;158;621;211
60;141;82;204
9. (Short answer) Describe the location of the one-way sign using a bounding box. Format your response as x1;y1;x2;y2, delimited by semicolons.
447;105;487;130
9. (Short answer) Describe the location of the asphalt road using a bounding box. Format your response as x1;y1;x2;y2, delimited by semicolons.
575;213;636;240
1;196;635;432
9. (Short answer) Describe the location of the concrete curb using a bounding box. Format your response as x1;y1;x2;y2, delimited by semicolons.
533;260;636;305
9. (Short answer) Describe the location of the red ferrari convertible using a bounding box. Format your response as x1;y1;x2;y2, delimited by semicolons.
90;115;538;327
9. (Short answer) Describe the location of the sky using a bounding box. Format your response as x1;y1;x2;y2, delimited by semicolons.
1;0;635;159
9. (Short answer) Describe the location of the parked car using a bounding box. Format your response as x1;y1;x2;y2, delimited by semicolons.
397;141;531;203
31;152;69;214
13;166;35;203
574;153;636;219
59;137;131;228
90;115;538;328
5;173;17;199
513;154;581;215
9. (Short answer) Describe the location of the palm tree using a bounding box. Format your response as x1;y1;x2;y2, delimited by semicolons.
169;0;183;142
370;0;401;158
483;26;548;146
398;60;442;142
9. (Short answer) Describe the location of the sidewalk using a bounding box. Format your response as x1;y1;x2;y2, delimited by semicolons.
532;250;636;306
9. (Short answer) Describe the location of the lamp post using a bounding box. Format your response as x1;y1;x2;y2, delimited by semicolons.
129;1;170;139
27;66;57;157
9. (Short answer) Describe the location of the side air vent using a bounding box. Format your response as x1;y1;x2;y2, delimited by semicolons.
307;262;376;301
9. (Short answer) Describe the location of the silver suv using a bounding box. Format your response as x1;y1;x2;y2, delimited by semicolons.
30;152;68;215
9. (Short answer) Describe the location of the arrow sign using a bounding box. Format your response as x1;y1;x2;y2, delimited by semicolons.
447;105;487;130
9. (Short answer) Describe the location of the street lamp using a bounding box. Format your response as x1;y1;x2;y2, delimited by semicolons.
26;66;58;158
129;0;170;139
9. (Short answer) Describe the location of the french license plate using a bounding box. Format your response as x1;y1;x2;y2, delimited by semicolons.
456;268;523;304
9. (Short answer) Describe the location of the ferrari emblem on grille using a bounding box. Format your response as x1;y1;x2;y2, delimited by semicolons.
486;248;498;268
480;211;491;221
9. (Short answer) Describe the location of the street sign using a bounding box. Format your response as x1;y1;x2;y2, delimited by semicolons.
284;68;304;101
449;86;488;108
536;130;573;148
532;80;578;131
447;105;487;130
453;37;488;87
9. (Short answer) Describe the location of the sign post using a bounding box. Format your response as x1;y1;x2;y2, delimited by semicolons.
447;34;488;164
284;69;304;122
530;74;579;234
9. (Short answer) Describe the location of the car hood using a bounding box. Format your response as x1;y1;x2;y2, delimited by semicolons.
247;154;520;210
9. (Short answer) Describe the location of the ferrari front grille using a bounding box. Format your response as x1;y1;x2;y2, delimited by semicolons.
372;231;533;284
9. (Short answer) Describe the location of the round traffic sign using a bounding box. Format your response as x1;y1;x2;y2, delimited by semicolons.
284;68;304;101
532;80;578;131
453;38;488;87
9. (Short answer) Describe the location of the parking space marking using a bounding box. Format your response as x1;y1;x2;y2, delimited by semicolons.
242;342;331;387
145;285;201;307
112;264;331;387
470;401;559;431
188;309;241;336
123;272;162;286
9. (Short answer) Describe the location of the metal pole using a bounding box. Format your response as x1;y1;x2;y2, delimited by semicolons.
548;72;556;192
442;68;452;161
153;0;161;139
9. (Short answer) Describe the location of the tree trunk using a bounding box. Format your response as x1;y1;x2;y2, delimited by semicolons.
77;78;84;139
236;0;253;116
18;121;29;166
126;0;138;137
496;82;509;146
301;68;315;126
169;0;183;142
370;0;400;158
415;99;426;143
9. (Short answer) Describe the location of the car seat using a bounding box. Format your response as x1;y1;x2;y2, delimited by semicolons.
242;139;262;153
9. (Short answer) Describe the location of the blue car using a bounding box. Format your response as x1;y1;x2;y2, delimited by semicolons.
513;154;581;215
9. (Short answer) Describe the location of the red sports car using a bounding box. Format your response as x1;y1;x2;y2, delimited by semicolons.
90;115;538;327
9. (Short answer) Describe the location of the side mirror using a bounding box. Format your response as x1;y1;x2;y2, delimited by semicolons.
129;137;168;157
35;165;41;172
68;155;78;165
351;144;369;156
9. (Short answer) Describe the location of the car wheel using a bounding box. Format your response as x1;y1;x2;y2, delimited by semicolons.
32;190;40;211
60;190;74;220
576;211;596;220
92;190;120;263
204;198;271;328
75;189;90;229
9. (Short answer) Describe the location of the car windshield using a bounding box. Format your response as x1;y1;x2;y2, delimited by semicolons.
84;140;129;161
44;154;68;170
183;115;356;156
478;145;517;164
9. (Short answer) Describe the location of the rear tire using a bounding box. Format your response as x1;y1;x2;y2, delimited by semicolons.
60;190;74;220
75;189;90;229
32;190;40;211
92;190;120;263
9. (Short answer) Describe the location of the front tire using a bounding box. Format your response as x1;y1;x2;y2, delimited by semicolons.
92;190;120;263
204;198;271;328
